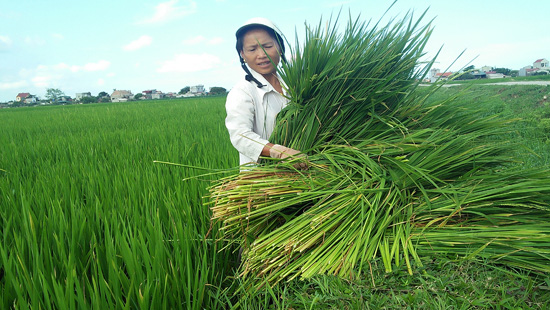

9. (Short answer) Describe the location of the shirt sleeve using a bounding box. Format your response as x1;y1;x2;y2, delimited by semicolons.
225;86;269;163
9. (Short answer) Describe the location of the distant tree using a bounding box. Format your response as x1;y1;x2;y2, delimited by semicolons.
493;68;512;76
454;73;475;80
209;87;227;95
179;86;190;94
134;93;144;100
80;96;98;104
463;65;475;72
96;91;111;102
45;88;65;102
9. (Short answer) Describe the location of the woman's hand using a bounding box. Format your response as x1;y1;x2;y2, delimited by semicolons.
267;144;308;169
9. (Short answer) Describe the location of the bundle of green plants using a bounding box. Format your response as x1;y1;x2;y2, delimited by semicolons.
210;11;550;289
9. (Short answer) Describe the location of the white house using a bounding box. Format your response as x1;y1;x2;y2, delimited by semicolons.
16;92;31;102
76;92;92;101
16;92;38;104
534;58;549;69
519;58;549;77
152;92;165;99
486;73;505;79
190;85;205;94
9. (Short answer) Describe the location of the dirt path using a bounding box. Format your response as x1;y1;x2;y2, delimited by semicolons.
482;81;550;86
422;81;550;88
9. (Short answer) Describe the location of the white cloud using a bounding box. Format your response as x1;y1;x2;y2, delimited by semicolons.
183;35;205;45
51;33;64;40
24;36;46;46
157;53;221;73
30;64;70;88
139;0;197;24
36;61;111;73
0;35;12;50
183;36;224;46
0;80;28;90
83;60;111;71
32;74;56;88
124;35;153;51
97;78;105;86
29;60;111;89
208;37;224;45
18;68;33;78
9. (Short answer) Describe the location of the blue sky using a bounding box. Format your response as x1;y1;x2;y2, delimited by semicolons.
1;0;548;102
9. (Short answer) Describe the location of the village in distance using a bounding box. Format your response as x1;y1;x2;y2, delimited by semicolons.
1;84;228;108
1;58;548;108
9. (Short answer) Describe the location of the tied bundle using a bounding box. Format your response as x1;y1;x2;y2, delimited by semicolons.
210;11;550;288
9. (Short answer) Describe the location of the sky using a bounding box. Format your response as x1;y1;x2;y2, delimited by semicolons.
1;0;549;102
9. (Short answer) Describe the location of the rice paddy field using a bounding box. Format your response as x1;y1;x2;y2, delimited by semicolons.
1;85;550;309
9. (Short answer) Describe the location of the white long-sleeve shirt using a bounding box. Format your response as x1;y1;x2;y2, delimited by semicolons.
225;69;289;165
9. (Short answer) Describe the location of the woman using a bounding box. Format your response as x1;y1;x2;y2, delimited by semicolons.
225;17;304;167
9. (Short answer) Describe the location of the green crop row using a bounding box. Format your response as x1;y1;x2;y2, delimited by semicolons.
0;98;237;309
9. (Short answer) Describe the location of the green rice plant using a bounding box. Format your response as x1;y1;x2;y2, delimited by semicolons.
210;11;550;289
0;98;236;309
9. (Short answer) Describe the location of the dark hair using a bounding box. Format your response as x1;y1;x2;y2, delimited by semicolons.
235;25;286;88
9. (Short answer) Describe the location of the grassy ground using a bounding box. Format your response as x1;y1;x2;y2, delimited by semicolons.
229;259;550;309
1;86;550;309
424;83;550;168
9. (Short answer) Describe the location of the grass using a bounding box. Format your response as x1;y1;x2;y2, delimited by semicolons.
250;258;550;309
423;84;550;168
1;86;550;309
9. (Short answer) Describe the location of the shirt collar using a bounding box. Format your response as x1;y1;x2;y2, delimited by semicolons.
248;67;288;96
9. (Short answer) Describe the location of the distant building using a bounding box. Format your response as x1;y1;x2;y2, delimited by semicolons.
141;89;156;100
152;92;164;99
519;58;550;77
190;85;205;94
16;92;31;102
58;96;73;104
140;89;165;100
472;71;487;79
534;58;549;69
487;73;505;79
481;66;492;72
16;92;39;104
25;96;38;104
76;92;92;101
429;68;453;82
111;89;133;102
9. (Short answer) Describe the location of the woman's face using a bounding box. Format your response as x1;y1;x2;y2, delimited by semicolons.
240;28;281;76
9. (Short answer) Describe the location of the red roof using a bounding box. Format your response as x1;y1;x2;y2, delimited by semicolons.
535;59;545;63
436;72;453;77
17;92;30;99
